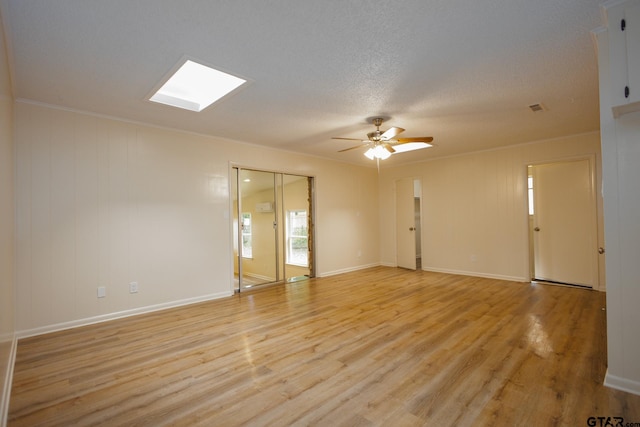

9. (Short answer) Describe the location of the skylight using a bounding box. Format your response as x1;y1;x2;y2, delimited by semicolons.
150;60;246;112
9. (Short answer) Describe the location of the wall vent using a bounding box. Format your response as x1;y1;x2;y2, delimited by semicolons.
528;103;546;112
255;202;274;213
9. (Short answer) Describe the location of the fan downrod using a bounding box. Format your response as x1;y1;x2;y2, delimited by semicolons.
369;118;386;142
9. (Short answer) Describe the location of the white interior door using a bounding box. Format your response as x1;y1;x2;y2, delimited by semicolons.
396;178;417;270
532;159;598;287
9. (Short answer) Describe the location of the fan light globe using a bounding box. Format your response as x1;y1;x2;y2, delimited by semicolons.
364;145;391;160
364;148;375;160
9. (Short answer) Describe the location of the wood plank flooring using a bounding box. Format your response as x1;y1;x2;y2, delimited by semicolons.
9;267;640;426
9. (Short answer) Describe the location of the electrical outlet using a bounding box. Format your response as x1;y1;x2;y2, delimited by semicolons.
97;286;106;298
129;281;138;293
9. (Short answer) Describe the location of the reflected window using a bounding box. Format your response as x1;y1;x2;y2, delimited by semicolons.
287;210;308;266
528;175;535;215
241;212;252;258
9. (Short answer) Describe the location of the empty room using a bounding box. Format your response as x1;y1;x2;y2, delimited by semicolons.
1;1;640;426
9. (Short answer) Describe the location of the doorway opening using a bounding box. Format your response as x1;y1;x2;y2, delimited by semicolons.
414;181;422;270
231;167;315;292
527;160;598;288
396;178;422;270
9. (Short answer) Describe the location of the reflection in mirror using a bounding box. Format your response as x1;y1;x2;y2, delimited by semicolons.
282;174;311;282
238;169;277;289
232;168;314;291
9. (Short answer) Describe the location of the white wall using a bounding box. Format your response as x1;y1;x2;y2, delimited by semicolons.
0;7;16;423
596;20;640;395
14;102;379;335
603;110;640;395
378;132;604;284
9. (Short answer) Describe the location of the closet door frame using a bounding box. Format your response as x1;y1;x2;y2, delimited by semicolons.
229;164;315;292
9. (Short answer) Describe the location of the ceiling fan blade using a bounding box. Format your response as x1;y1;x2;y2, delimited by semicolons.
383;143;396;153
332;137;365;141
396;136;434;143
338;143;370;152
381;126;405;140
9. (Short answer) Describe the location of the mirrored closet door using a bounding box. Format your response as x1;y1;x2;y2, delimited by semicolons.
232;168;314;291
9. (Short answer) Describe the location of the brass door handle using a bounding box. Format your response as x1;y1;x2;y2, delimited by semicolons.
599;247;605;254
409;227;415;231
534;227;540;232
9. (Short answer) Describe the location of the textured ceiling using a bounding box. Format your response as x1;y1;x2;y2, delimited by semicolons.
1;0;603;167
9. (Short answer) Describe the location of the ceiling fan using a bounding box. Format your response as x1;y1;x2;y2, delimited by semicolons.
333;118;433;160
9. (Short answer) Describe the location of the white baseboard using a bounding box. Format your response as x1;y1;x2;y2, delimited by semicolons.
1;335;17;427
421;266;528;283
17;291;233;339
320;264;527;283
317;263;380;278
604;370;640;396
244;272;275;282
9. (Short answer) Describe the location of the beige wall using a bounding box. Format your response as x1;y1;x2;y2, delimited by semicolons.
0;8;15;422
14;101;380;335
379;132;604;285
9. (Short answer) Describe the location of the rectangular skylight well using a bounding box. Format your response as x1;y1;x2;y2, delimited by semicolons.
150;60;246;112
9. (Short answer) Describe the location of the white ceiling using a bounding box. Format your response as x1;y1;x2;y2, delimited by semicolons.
1;0;604;167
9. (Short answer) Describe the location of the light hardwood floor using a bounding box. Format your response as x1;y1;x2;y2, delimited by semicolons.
9;267;640;426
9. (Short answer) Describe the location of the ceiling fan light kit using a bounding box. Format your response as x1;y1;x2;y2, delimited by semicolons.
333;118;434;161
364;145;392;160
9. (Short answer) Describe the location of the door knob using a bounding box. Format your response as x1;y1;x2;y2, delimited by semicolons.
599;247;605;254
409;227;415;231
534;227;540;232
